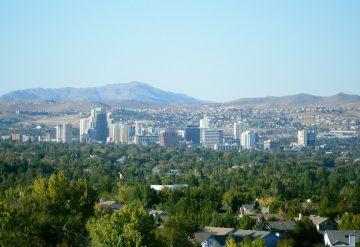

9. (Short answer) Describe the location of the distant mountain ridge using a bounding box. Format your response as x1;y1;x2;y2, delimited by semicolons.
0;82;202;105
228;93;360;106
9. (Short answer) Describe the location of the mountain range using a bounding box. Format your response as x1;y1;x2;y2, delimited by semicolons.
1;82;360;106
228;92;360;107
0;82;202;105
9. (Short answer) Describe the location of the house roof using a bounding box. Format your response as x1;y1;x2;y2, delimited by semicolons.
194;227;235;243
325;230;360;246
234;230;273;239
247;214;285;221
308;215;329;226
242;204;255;211
99;200;122;211
208;235;245;246
268;221;296;232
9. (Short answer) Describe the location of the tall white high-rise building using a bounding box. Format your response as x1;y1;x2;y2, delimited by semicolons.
234;121;249;139
200;115;210;129
298;130;307;146
200;115;210;143
56;123;72;143
111;123;121;143
135;121;144;136
79;118;90;143
120;124;131;144
107;113;113;141
240;130;256;150
80;108;109;142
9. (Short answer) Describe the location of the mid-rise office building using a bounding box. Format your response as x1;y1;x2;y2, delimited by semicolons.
11;133;21;142
184;125;200;145
298;130;316;148
159;131;179;147
134;135;158;145
202;129;223;148
264;139;280;150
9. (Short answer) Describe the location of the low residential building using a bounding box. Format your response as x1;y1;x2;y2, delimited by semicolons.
194;226;235;247
267;221;296;238
240;203;257;216
308;215;338;231
324;230;360;247
147;209;168;226
99;199;122;211
233;230;279;247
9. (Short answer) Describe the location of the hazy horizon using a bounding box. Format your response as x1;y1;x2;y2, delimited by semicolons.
1;1;359;101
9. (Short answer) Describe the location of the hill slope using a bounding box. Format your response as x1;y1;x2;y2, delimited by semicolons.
228;93;360;107
0;82;202;105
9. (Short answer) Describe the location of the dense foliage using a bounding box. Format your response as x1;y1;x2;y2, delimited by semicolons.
0;140;360;246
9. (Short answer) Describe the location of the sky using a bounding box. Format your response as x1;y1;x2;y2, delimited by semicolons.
0;1;359;102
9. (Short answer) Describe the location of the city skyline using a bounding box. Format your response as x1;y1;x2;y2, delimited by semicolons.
1;1;360;101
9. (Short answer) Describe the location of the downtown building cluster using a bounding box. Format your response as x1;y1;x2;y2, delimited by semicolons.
79;108;179;147
10;107;316;151
77;108;266;150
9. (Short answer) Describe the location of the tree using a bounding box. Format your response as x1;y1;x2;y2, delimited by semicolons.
0;172;96;246
222;210;237;228
276;239;295;247
237;215;256;230
293;217;322;246
157;215;197;247
226;236;240;247
222;188;244;213
241;236;253;247
339;213;360;230
252;238;266;247
87;204;157;247
253;217;269;231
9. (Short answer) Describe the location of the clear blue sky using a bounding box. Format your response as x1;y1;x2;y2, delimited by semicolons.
0;1;359;102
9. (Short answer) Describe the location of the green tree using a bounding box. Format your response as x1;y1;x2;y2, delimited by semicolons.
241;236;253;247
276;239;295;247
339;214;360;230
0;171;96;246
87;204;157;247
237;215;256;230
253;238;266;247
222;210;237;228
222;188;244;213
226;236;240;247
293;217;322;246
157;215;197;247
253;217;268;231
